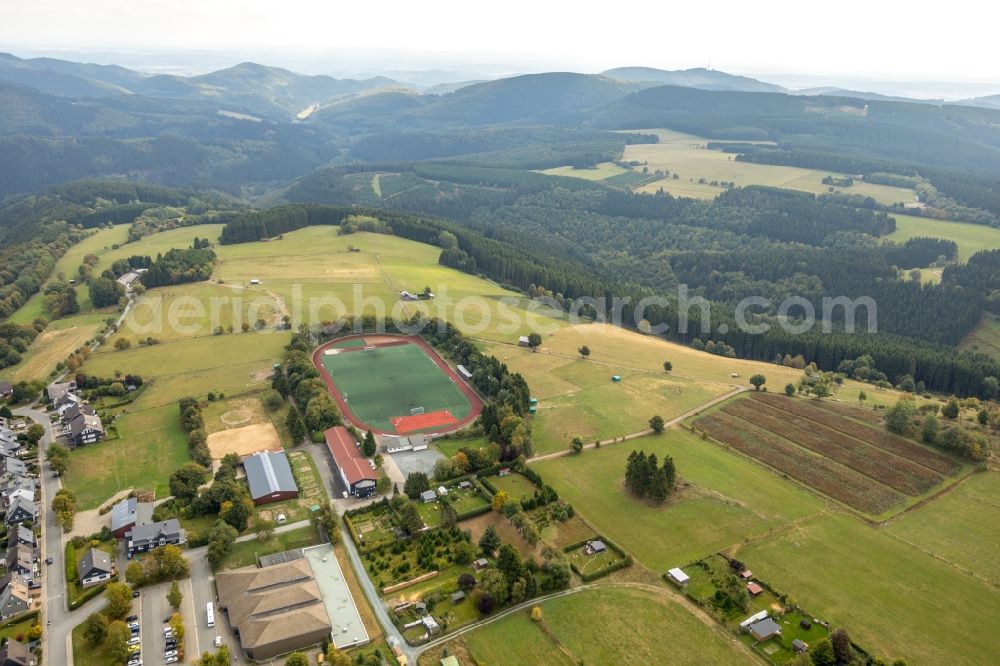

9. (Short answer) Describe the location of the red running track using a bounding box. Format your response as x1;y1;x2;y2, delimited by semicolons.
311;334;484;436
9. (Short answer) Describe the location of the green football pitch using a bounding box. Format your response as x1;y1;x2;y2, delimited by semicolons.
319;343;474;432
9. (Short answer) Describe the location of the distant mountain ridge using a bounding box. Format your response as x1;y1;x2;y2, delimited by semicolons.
602;66;785;93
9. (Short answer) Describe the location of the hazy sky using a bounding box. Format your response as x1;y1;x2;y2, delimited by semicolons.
1;0;995;81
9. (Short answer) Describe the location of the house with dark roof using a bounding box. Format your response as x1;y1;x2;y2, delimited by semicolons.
216;558;333;660
4;498;37;527
244;451;299;505
66;412;104;447
0;382;12;401
78;548;114;588
0;575;32;619
420;489;437;503
110;497;154;539
324;426;376;498
61;402;95;423
584;540;607;555
54;393;85;417
125;519;186;555
748;617;782;642
0;637;31;666
4;543;36;579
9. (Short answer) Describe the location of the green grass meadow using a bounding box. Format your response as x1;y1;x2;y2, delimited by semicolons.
533;428;825;571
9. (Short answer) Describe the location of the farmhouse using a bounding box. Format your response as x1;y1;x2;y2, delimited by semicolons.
125;519;186;555
325;426;377;498
748;617;782;642
244;451;299;505
584;540;607;555
110;497;154;539
216;558;333;661
78;548;114;588
667;567;690;586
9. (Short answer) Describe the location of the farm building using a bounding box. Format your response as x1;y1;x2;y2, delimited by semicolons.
244;451;299;505
110;497;154;539
78;548;113;588
216;558;333;661
667;567;690;586
325;426;377;498
584;540;607;555
517;336;530;347
400;290;419;301
747;582;764;596
748;617;782;641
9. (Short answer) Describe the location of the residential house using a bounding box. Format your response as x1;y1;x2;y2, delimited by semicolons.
60;401;94;422
15;526;35;547
748;617;782;642
4;476;36;507
0;638;31;666
54;393;84;417
0;575;32;619
0;456;27;479
110;496;154;539
67;413;105;447
78;548;114;588
45;380;76;403
4;498;38;527
125;519;186;555
3;543;36;579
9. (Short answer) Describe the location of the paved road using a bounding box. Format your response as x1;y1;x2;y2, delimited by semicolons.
14;404;78;665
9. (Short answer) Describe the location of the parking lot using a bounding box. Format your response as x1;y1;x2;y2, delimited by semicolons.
137;578;199;666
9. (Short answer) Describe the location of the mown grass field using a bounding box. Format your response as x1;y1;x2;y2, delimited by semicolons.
886;472;1000;584
64;402;190;509
213;524;322;571
114;282;279;342
2;311;106;383
483;336;728;454
887;212;1000;261
419;586;754;665
211;228;568;342
959;315;1000;361
533;428;825;571
738;513;1000;665
624;129;915;205
82;332;288;405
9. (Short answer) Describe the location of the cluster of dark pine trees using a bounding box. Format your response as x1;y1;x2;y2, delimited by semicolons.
624;450;676;503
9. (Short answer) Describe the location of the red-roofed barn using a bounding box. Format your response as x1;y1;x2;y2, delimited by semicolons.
324;426;377;498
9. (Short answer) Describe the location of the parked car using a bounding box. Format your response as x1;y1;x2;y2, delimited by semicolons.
132;590;140;598
163;615;172;623
45;556;53;565
128;622;140;630
127;636;140;646
164;649;178;658
127;644;140;654
126;615;138;622
165;658;178;665
214;635;222;647
127;659;142;666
